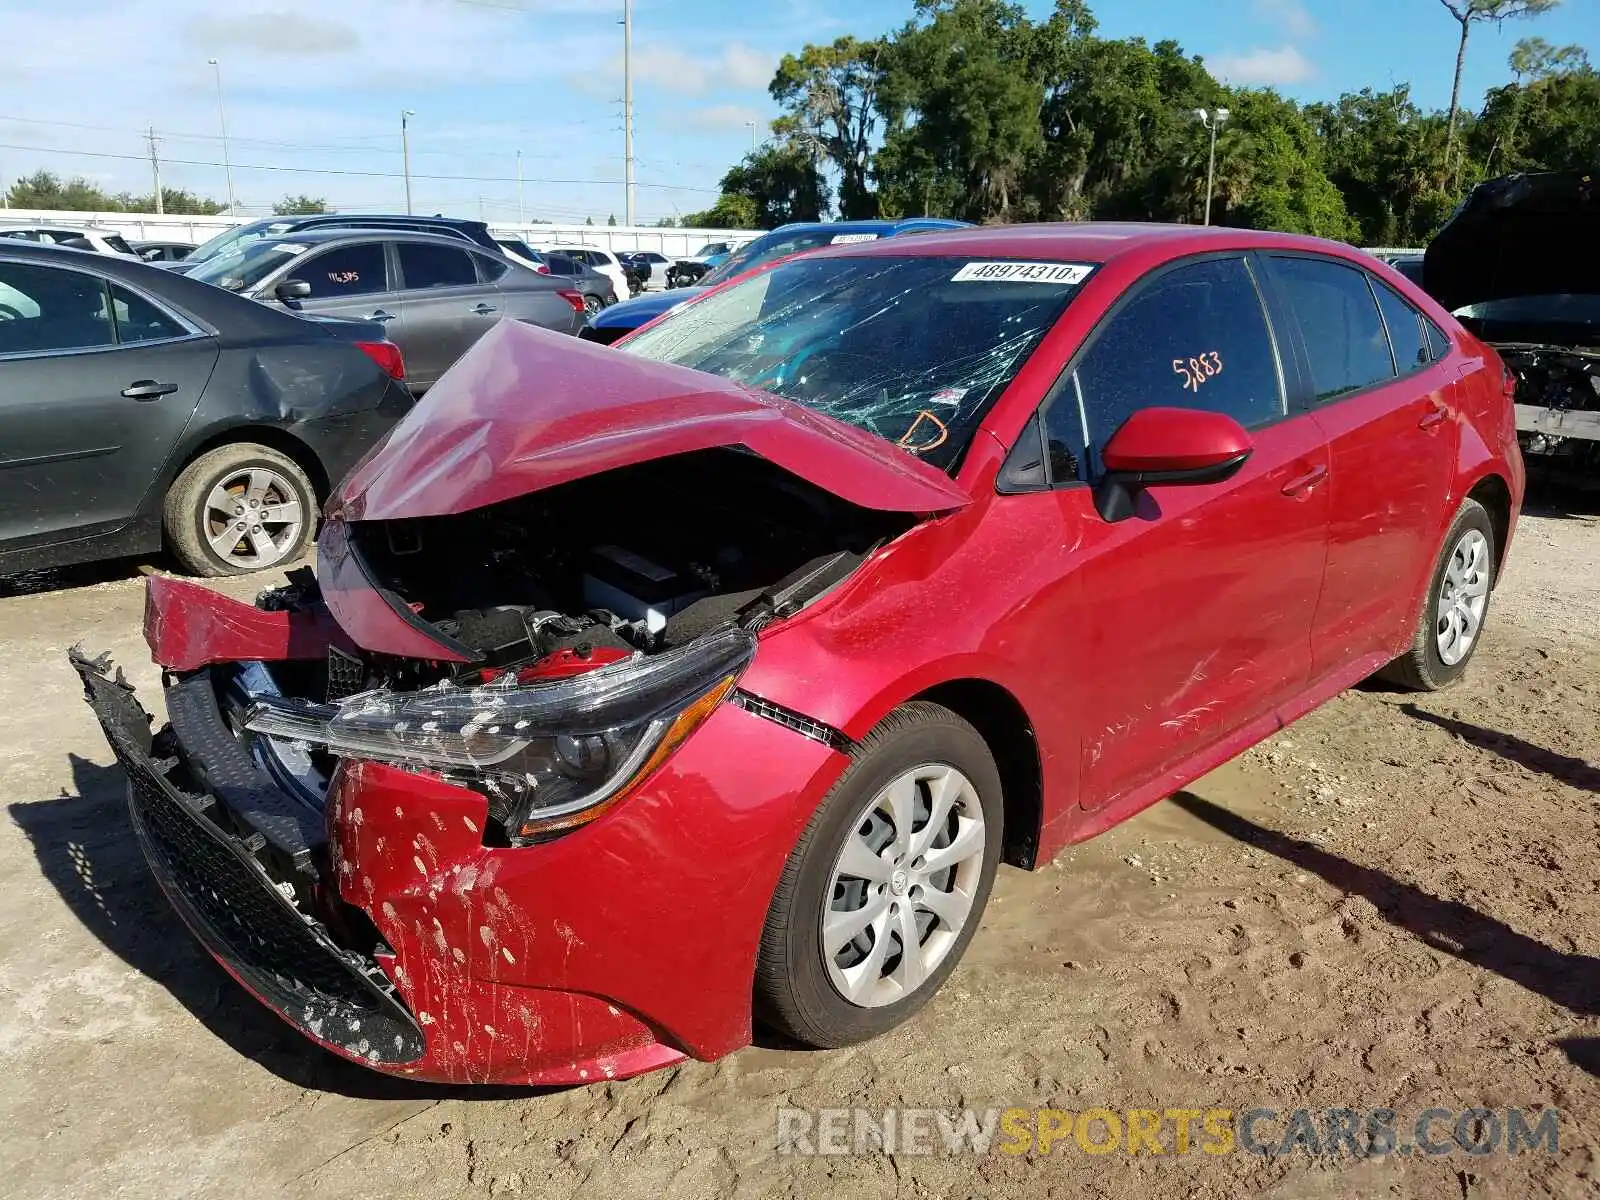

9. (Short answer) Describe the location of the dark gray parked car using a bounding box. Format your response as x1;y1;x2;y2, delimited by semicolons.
0;241;412;578
186;230;585;392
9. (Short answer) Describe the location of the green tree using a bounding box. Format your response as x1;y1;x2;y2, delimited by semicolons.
6;171;118;211
683;193;760;228
771;36;887;217
1308;86;1453;244
272;194;330;215
714;144;829;226
607;213;618;226
1473;45;1600;175
876;0;1046;223
1435;0;1560;158
1509;36;1590;80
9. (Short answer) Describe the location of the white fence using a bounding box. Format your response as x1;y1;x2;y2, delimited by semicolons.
0;209;752;257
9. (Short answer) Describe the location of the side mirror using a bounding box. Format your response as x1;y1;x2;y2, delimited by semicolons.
275;279;312;302
1095;406;1253;522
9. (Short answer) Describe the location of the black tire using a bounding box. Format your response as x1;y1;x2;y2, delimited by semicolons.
755;702;1004;1048
163;443;317;578
1379;497;1496;691
583;293;602;316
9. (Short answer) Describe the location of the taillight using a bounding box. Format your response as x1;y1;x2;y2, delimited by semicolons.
556;289;586;314
536;264;550;274
357;340;405;380
1502;364;1518;404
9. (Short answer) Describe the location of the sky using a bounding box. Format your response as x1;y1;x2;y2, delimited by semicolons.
0;0;1593;227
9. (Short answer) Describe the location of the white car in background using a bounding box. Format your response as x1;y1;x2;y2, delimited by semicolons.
531;244;629;301
0;224;141;259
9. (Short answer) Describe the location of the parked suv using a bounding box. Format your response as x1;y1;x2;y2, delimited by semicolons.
166;214;500;276
185;229;585;392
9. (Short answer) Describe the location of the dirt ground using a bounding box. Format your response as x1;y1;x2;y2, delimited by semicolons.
1;501;1595;1200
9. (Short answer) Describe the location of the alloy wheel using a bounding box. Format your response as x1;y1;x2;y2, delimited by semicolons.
1436;528;1490;666
820;764;987;1008
201;466;305;571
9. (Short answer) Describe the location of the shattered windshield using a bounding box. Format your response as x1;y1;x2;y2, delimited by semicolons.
621;255;1094;470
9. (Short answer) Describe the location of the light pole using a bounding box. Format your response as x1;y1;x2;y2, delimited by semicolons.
745;120;757;152
516;149;525;225
207;59;236;212
1194;107;1229;226
401;109;416;215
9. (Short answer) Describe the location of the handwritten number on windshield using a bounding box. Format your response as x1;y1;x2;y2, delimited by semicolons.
1173;351;1223;392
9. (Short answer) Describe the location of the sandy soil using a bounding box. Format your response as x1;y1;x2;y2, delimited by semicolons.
0;504;1595;1200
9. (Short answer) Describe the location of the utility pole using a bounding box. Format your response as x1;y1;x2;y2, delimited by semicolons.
517;150;525;226
207;60;236;212
146;127;164;214
622;0;635;227
401;110;416;215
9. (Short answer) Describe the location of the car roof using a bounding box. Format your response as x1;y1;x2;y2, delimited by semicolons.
811;221;1359;266
246;228;491;249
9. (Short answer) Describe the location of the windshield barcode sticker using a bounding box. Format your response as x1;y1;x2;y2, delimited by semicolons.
951;262;1093;284
831;233;880;244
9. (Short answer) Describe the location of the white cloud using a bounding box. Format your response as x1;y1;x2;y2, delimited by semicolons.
1253;0;1318;39
722;44;775;90
1209;45;1317;86
687;104;765;131
595;42;775;97
186;11;362;57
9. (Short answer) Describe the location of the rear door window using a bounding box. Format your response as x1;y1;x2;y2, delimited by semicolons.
1043;257;1285;483
297;243;389;298
1372;281;1429;374
1271;256;1397;401
397;242;477;290
110;283;189;344
0;262;115;355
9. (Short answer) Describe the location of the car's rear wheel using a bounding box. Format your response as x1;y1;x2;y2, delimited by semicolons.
1380;497;1496;690
583;293;602;317
755;702;1003;1048
164;443;316;577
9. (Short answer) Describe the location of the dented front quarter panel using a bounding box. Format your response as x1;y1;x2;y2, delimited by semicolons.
327;700;850;1082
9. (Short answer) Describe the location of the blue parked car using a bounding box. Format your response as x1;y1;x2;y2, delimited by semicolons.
580;218;971;345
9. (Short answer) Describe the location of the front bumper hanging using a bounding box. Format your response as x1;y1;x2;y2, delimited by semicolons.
68;649;426;1067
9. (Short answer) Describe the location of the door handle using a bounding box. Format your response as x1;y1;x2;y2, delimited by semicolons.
1418;402;1448;431
1281;463;1329;498
121;380;179;401
471;303;499;315
366;309;396;323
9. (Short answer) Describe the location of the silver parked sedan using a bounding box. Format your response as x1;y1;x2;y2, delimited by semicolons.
186;229;585;392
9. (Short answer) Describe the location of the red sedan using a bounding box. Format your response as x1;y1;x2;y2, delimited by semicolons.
75;223;1523;1084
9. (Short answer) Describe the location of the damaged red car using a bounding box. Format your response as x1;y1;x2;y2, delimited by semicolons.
74;224;1523;1085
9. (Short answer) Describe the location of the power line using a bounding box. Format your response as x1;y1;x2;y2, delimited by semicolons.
0;141;718;194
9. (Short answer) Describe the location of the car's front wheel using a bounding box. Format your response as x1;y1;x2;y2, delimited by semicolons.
755;702;1003;1048
164;443;316;577
1381;496;1496;690
583;293;603;317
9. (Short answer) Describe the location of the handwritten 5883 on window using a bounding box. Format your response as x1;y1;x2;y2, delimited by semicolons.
1173;352;1223;392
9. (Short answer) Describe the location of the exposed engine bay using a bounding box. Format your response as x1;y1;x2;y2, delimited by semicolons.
236;449;911;844
1499;343;1600;479
344;447;909;677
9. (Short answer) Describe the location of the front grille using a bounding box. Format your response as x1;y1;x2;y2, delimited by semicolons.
72;653;425;1065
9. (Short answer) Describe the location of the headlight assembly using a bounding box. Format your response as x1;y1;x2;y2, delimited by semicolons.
245;626;755;842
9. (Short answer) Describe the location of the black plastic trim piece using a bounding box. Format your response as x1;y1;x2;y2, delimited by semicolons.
731;690;852;751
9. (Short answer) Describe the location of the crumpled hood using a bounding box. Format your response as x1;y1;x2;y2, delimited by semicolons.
1425;170;1600;313
334;320;971;520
